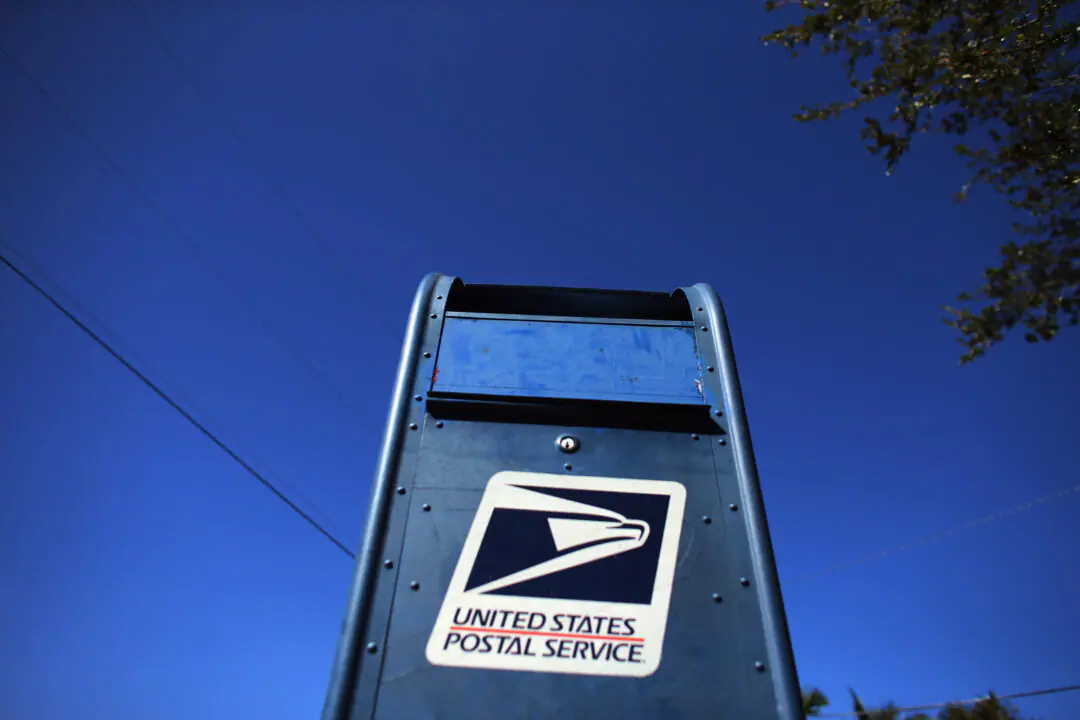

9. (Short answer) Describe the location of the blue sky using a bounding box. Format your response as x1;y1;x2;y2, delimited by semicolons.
2;3;1078;718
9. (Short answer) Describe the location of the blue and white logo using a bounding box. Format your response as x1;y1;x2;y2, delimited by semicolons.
427;471;686;678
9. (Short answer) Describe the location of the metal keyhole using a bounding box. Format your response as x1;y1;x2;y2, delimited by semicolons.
557;435;580;454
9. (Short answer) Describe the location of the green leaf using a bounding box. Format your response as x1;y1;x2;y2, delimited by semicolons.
764;0;1080;363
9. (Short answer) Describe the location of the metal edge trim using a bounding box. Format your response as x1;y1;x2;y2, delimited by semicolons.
322;271;446;720
443;311;694;328
676;283;804;720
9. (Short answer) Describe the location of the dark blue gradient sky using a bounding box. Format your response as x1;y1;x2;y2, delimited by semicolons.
2;3;1078;718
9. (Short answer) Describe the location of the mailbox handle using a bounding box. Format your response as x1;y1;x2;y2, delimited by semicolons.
426;392;724;436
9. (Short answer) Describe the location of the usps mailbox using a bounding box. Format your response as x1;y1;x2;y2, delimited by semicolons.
323;275;802;719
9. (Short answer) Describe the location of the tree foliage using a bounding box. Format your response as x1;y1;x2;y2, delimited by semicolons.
805;687;831;715
763;0;1080;363
801;687;1036;719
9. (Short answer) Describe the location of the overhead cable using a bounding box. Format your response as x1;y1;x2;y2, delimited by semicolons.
787;482;1080;583
1;246;355;560
814;682;1080;718
129;1;402;340
0;44;368;418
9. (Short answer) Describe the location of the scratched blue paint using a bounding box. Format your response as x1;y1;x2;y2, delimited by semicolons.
433;317;704;403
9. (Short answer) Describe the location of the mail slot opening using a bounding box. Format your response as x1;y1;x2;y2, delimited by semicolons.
426;395;725;435
446;281;693;321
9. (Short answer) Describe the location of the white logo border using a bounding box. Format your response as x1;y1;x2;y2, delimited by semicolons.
425;471;687;678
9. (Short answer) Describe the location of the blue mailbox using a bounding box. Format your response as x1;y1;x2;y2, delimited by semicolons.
323;275;802;719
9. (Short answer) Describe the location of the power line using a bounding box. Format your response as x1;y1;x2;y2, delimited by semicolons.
815;682;1080;717
2;242;346;543
0;43;368;419
128;1;402;341
787;481;1080;584
1;246;355;560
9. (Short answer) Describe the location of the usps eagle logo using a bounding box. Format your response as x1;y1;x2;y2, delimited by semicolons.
460;477;675;605
463;483;660;603
427;471;686;677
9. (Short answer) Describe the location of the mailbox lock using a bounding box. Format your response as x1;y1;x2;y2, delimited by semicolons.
556;435;580;454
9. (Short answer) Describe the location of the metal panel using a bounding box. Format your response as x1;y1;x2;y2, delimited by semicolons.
433;315;704;404
683;282;803;719
321;273;455;720
322;276;802;720
375;418;777;718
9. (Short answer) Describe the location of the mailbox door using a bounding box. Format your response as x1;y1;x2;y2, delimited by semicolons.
375;418;776;718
